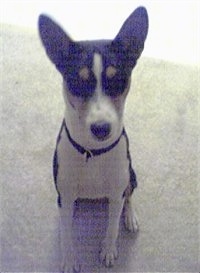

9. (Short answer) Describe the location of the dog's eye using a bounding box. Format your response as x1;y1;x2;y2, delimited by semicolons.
102;68;128;97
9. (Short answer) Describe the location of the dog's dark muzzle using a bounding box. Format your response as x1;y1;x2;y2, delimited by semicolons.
90;122;111;141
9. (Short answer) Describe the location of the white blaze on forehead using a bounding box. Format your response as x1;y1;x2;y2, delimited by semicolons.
86;53;120;141
92;53;103;88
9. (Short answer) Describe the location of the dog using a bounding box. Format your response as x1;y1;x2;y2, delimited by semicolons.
38;6;148;272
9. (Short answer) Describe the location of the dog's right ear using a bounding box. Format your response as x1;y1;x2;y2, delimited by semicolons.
38;15;73;72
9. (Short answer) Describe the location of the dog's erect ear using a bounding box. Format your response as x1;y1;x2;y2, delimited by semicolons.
113;6;148;66
38;14;74;72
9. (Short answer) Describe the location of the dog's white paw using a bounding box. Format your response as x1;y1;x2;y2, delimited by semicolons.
100;241;118;267
124;209;139;233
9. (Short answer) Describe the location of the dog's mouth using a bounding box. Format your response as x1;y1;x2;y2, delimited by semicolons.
90;122;111;142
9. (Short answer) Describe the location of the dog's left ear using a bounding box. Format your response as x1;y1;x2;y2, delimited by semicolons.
113;6;149;66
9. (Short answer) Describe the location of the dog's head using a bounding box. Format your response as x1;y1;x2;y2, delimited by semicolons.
38;7;148;149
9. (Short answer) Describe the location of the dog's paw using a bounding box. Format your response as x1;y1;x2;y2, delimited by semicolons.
100;241;118;267
124;208;139;233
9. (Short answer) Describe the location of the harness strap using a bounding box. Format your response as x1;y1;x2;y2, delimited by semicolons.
53;119;137;207
62;119;124;161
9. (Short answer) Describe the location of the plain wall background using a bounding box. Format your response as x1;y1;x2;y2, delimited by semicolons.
1;0;199;65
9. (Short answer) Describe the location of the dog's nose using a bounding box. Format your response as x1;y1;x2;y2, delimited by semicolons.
90;122;111;140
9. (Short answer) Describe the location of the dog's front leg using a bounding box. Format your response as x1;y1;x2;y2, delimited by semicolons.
100;197;124;267
59;200;79;273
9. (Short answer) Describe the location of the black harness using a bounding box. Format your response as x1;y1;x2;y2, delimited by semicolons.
53;119;137;207
63;120;124;162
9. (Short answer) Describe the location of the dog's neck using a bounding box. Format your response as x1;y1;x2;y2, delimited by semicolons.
62;119;125;162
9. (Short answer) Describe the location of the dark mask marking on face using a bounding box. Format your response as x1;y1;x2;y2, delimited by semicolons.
100;44;133;97
63;45;97;98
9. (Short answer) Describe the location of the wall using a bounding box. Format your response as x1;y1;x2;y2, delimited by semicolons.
1;0;199;65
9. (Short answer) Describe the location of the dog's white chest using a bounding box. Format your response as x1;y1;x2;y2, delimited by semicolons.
56;128;130;200
76;157;110;198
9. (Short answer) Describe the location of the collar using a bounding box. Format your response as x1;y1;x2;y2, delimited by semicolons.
62;119;125;162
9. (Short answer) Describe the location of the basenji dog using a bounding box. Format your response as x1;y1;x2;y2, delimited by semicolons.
38;6;148;272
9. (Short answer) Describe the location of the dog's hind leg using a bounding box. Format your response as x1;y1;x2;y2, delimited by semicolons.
124;195;139;233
